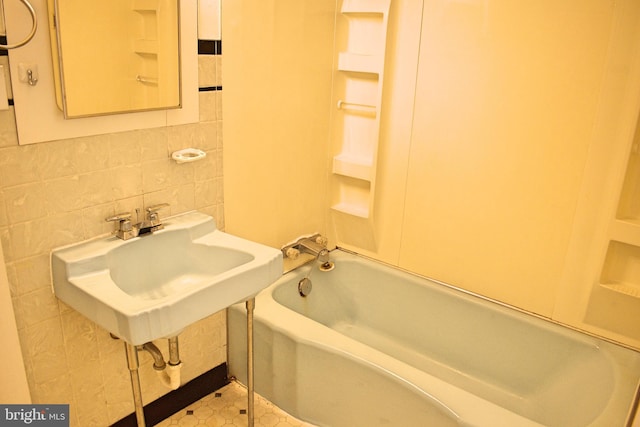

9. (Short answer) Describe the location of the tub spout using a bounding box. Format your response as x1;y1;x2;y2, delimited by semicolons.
297;237;330;263
281;234;332;273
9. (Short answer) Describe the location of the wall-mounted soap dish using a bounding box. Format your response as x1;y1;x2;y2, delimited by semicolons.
171;148;206;164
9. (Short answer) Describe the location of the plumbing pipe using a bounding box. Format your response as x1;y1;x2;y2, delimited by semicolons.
168;336;180;365
158;363;182;390
164;336;182;390
140;339;183;390
141;342;166;370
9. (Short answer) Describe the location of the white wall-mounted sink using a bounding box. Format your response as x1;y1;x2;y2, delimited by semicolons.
51;211;283;345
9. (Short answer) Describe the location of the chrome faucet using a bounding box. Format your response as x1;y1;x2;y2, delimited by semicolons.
135;203;169;235
105;203;169;240
105;212;138;240
282;234;330;263
297;237;330;263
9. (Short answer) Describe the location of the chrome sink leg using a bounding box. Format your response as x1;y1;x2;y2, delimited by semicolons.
246;298;255;427
125;342;146;427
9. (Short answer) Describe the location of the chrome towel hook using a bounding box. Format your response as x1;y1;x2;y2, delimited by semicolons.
26;68;37;85
0;0;38;50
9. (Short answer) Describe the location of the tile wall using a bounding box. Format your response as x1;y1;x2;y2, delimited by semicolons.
0;43;226;425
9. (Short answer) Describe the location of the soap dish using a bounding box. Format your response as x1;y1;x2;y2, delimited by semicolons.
172;148;207;164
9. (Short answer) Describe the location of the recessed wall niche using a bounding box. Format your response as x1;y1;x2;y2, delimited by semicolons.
330;0;391;250
586;112;640;340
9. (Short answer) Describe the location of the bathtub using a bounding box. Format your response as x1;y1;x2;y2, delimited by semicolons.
228;249;640;426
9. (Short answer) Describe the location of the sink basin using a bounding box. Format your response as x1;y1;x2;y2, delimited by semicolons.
51;211;283;345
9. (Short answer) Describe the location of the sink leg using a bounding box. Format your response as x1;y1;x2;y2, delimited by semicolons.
125;343;146;427
246;298;255;427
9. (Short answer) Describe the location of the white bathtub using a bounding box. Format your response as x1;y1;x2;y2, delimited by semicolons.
229;249;640;426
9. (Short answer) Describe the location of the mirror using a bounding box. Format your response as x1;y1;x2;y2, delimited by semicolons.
48;0;181;118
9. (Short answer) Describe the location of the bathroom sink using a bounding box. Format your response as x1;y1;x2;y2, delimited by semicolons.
51;211;283;345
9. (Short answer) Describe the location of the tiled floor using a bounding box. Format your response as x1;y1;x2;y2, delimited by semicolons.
156;381;315;427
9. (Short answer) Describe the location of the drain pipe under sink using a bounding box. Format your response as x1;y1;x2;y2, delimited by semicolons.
140;336;182;390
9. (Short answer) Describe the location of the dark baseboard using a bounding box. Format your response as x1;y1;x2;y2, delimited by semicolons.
111;363;228;427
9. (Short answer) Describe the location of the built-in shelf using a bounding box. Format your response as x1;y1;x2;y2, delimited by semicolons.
338;53;382;74
601;283;640;298
609;219;640;247
341;0;389;14
586;109;640;344
596;117;640;303
333;154;373;181
330;0;390;248
331;173;371;218
134;39;159;55
331;203;370;219
600;240;640;298
616;217;640;226
133;0;159;11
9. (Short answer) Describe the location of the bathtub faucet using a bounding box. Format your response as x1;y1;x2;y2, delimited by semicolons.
282;234;330;264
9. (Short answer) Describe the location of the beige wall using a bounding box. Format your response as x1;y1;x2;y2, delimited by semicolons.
399;0;640;349
0;36;226;427
400;0;640;348
222;0;336;248
400;0;615;313
224;0;640;349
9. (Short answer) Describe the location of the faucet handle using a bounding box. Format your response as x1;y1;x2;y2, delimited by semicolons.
146;203;169;220
105;212;132;230
106;213;138;239
314;235;328;246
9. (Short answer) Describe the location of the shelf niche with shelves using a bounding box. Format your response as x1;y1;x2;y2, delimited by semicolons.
599;112;640;300
330;0;391;250
589;110;640;343
600;241;640;298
